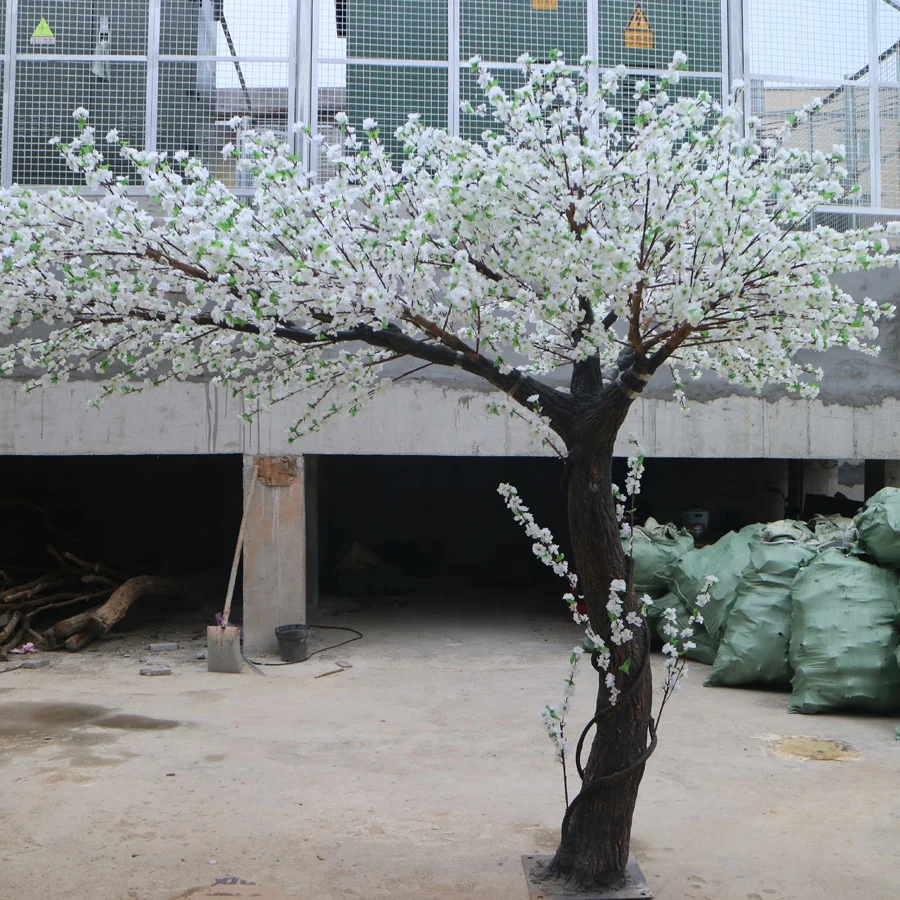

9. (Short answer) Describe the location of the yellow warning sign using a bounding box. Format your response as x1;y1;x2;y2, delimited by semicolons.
30;17;56;46
624;2;655;50
532;0;558;10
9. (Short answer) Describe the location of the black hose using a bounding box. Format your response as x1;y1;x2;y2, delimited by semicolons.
245;624;363;667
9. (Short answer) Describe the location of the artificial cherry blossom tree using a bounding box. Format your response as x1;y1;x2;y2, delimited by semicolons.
1;53;896;889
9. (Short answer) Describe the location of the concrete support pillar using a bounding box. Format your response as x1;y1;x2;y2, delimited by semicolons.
802;460;839;499
242;455;311;657
885;461;900;489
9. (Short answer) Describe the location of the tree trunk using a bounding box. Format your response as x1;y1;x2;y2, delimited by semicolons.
547;404;654;890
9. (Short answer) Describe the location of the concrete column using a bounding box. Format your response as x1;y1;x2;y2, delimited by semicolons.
885;461;900;489
242;455;309;657
802;460;839;498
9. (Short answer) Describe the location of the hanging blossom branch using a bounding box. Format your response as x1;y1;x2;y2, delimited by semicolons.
657;574;717;726
500;438;712;798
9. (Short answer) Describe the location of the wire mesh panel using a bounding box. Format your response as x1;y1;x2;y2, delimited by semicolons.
160;0;293;59
316;0;449;169
158;60;291;182
156;1;295;190
13;61;148;186
345;0;448;62
460;0;588;65
597;0;721;73
745;0;896;211
318;61;448;166
878;2;900;208
15;0;150;57
747;0;870;85
1;9;6;182
1;0;896;216
11;2;150;185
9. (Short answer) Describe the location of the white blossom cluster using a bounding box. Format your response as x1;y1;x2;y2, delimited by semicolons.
658;574;718;706
0;54;896;433
539;647;584;762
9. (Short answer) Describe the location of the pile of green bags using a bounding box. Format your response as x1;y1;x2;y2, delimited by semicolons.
628;492;900;715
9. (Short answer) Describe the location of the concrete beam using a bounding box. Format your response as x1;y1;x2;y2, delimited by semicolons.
241;455;309;657
3;379;900;460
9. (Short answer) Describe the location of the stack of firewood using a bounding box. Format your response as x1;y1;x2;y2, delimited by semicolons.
0;548;183;660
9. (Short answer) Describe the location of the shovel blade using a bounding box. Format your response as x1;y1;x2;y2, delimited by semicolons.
207;625;243;674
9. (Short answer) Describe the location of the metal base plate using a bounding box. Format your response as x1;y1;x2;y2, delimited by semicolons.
522;855;652;900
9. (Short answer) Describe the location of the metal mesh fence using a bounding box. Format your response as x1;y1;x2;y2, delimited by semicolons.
0;1;897;218
747;0;900;212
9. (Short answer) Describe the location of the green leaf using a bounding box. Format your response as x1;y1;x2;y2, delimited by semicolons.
618;658;632;675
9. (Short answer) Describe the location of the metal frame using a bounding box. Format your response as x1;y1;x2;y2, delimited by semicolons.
869;0;883;208
447;0;459;137
1;0;17;189
145;0;162;153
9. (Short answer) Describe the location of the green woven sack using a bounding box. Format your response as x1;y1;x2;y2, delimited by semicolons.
789;549;900;714
706;540;818;687
855;487;900;568
811;514;855;544
661;528;761;645
623;518;694;599
652;591;718;665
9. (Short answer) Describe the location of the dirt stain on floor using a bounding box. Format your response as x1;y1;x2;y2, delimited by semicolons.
0;701;179;736
771;735;861;761
0;701;180;766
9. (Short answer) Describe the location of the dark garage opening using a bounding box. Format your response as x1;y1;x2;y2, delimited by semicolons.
0;455;243;632
317;454;792;614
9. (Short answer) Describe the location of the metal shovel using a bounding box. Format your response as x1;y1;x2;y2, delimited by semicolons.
207;466;258;673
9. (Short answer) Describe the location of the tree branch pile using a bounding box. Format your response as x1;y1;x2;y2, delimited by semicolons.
0;547;183;660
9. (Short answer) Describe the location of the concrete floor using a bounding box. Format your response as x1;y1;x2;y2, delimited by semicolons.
0;596;898;900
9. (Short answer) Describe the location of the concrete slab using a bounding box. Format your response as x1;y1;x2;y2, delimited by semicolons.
0;595;897;900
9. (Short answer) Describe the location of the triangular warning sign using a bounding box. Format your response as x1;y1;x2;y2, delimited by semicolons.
30;17;56;45
624;3;655;50
33;18;54;38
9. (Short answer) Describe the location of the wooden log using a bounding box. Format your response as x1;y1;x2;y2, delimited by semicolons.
80;573;118;588
61;551;125;583
65;632;95;652
14;587;112;613
0;611;22;646
86;576;183;637
22;590;111;620
0;574;69;604
1;619;28;656
43;607;102;649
